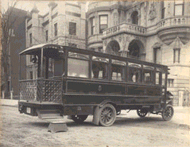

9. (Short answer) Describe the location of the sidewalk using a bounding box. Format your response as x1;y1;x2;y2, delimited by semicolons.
0;99;18;107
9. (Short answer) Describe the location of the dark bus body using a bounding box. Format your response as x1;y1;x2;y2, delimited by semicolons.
18;44;174;126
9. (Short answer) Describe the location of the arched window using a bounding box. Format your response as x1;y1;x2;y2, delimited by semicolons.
131;11;138;25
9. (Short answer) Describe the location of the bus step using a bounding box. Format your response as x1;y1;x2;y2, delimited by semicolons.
48;121;68;133
37;109;63;119
37;110;68;133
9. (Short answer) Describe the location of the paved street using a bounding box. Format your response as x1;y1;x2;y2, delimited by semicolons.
0;105;190;147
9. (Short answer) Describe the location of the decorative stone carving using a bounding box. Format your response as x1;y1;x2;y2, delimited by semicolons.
126;36;130;42
149;2;156;20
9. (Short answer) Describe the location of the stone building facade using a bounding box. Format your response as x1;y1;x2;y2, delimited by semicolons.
25;1;86;80
86;1;190;106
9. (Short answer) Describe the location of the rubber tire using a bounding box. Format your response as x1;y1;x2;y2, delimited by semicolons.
137;109;148;117
99;104;116;127
71;115;88;123
162;105;174;121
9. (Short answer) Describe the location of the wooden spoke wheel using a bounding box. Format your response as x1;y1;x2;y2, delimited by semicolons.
71;115;88;123
99;104;116;127
162;105;174;121
137;109;148;117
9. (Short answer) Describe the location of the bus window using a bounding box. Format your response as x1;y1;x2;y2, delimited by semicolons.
68;58;89;78
155;72;161;85
111;65;124;81
111;60;125;81
129;67;141;83
92;62;108;79
162;73;166;86
48;58;54;78
54;58;65;77
143;70;154;84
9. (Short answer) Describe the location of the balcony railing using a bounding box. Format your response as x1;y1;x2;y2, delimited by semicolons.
103;16;190;37
147;16;190;33
103;23;147;37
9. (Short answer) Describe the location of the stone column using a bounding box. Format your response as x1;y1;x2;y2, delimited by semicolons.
119;38;130;57
119;50;129;57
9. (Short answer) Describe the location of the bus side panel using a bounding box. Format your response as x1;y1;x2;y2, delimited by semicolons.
62;95;162;106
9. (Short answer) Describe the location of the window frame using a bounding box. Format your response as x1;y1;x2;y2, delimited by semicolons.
99;15;108;34
29;33;32;45
90;17;95;35
69;22;76;35
161;1;166;19
173;48;180;63
174;0;184;16
168;79;174;87
153;47;160;64
131;11;138;25
45;30;48;42
67;53;90;79
54;23;58;37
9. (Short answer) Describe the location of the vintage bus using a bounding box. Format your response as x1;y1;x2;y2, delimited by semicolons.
18;44;174;127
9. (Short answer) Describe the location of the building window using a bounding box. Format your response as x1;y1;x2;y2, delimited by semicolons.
69;22;76;35
168;79;174;87
54;23;57;36
30;71;33;79
90;17;95;35
173;48;180;63
174;0;184;16
46;30;48;42
29;33;32;44
131;11;138;25
161;1;166;19
99;15;108;34
153;47;160;63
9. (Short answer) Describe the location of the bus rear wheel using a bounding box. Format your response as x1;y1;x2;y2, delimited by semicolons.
71;115;88;123
162;105;174;121
137;109;148;117
99;104;116;127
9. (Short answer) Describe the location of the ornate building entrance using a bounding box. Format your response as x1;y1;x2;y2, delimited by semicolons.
106;40;120;55
128;40;145;60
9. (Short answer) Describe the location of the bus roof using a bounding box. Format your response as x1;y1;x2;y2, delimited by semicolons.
19;44;61;55
20;44;168;70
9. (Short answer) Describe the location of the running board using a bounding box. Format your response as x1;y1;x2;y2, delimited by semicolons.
37;109;68;133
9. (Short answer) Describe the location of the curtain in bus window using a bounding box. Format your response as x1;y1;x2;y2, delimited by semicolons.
68;58;89;78
92;62;108;79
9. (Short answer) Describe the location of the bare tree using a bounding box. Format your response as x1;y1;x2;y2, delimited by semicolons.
1;1;17;98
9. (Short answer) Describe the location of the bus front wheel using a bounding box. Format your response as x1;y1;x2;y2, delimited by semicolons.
162;105;174;121
99;104;116;127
